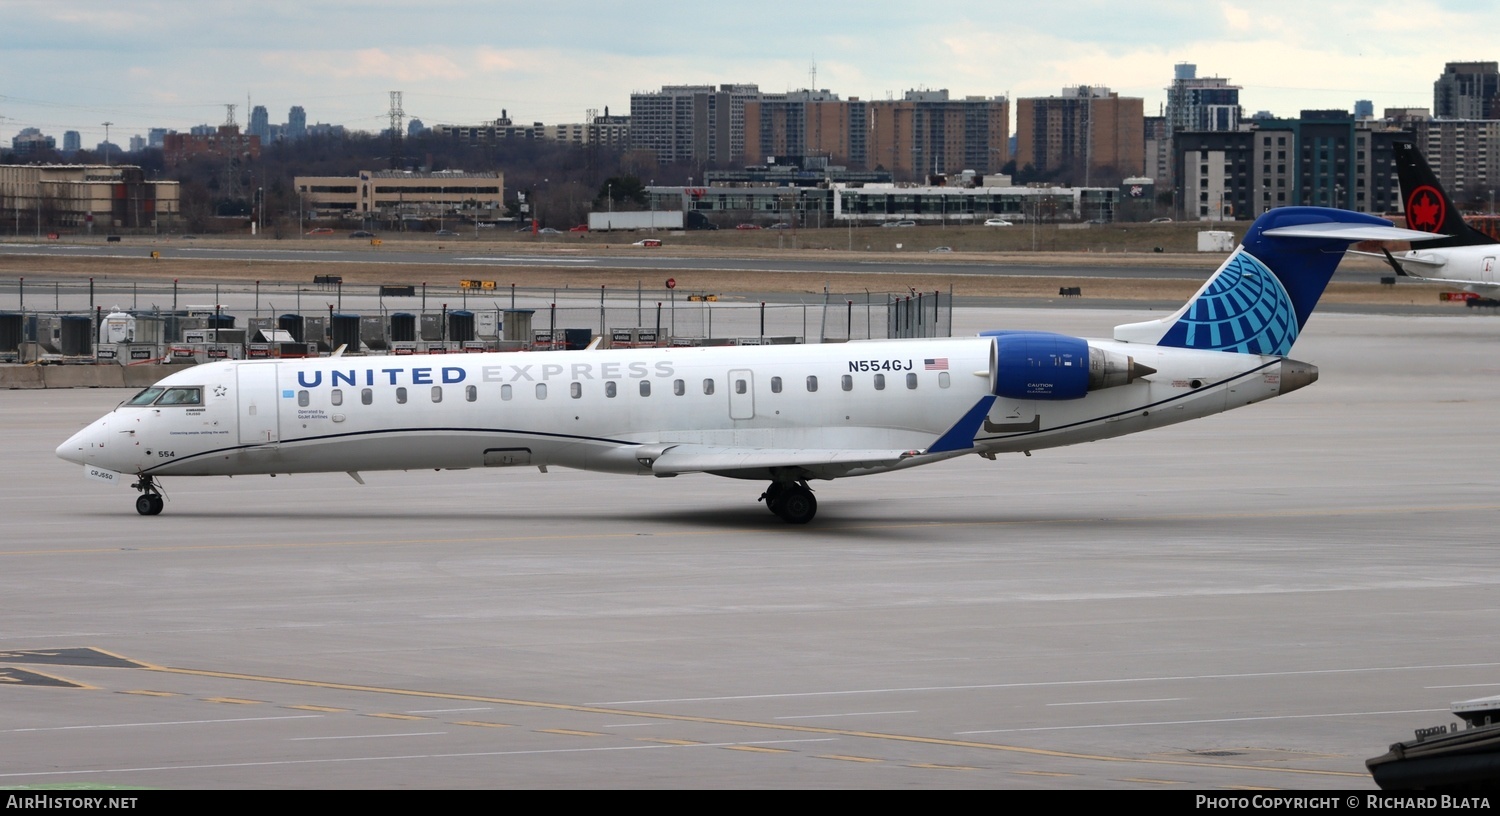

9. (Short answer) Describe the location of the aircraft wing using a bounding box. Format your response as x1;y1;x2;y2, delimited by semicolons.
648;445;921;477
641;395;996;478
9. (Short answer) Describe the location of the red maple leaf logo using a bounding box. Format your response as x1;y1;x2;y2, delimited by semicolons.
1407;187;1444;232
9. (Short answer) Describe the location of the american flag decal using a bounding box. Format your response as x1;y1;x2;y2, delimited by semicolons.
924;357;949;370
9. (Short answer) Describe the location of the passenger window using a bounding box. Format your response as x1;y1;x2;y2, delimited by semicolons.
361;388;373;405
841;375;852;392
874;373;885;390
806;376;818;392
674;379;685;396
396;387;407;404
330;389;343;406
906;373;918;389
570;382;582;399
466;385;477;402
501;384;512;401
605;381;617;398
431;386;442;403
640;380;651;397
536;383;547;400
939;371;951;388
297;390;310;407
735;379;747;395
702;378;714;395
771;377;782;394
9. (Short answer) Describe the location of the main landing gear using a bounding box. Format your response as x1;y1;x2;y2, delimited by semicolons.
760;480;817;524
132;476;164;516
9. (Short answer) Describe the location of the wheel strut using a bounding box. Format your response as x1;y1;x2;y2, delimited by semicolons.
132;476;165;516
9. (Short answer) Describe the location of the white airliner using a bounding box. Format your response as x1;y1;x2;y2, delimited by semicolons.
1361;139;1500;297
57;207;1429;523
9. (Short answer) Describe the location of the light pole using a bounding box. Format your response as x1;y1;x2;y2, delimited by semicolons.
101;122;113;166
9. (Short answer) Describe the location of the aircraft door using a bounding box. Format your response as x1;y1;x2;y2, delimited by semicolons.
1483;256;1497;284
728;369;754;420
237;362;280;444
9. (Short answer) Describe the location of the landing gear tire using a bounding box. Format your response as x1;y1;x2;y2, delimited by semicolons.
132;476;164;516
135;494;164;516
773;485;817;525
760;482;786;516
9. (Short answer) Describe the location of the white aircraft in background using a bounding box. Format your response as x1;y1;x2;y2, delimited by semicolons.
58;207;1429;523
1362;139;1500;298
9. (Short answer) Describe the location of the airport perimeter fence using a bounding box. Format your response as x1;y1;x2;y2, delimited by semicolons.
0;277;952;363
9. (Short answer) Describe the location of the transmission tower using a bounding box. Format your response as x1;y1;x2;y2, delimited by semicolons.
388;91;405;170
223;104;237;128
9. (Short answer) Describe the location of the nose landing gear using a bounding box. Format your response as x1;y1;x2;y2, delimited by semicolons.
759;480;817;524
131;476;165;516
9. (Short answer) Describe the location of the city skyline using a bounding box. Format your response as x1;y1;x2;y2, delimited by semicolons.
2;0;1493;149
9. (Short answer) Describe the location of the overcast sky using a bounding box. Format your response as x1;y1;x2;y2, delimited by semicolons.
2;0;1494;148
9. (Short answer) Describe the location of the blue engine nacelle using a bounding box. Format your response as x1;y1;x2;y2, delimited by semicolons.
981;331;1153;400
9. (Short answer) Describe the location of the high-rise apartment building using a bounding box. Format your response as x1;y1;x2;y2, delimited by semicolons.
743;90;870;169
1165;64;1242;133
866;90;1009;180
1407;117;1500;206
287;106;307;141
1173;110;1401;221
1434;62;1500;119
629;84;771;167
248;105;270;142
10;128;55;156
1015;86;1143;184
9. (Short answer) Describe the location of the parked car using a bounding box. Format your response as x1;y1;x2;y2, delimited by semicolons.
569;224;589;232
735;223;762;230
308;227;334;235
881;220;917;228
538;227;562;235
1150;217;1174;223
350;230;375;238
434;229;459;237
633;239;663;247
929;246;953;253
767;222;791;230
983;218;1013;227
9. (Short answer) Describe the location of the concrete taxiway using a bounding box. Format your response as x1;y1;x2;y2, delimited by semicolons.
1;307;1497;789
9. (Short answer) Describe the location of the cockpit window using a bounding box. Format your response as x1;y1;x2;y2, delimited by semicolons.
155;387;202;406
125;387;165;406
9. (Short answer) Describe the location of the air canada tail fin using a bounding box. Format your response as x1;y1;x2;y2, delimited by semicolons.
1394;138;1498;248
1114;207;1434;356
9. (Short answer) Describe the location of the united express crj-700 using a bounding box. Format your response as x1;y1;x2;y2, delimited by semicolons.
58;207;1429;523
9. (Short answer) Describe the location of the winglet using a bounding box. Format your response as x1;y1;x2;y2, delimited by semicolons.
927;396;996;454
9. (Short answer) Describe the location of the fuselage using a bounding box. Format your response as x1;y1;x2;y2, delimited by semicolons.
56;336;1312;483
1398;245;1500;296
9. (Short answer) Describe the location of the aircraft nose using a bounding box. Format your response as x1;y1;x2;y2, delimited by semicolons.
56;422;101;466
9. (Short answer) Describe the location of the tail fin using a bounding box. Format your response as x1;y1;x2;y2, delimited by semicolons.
1114;207;1434;356
1394;138;1498;248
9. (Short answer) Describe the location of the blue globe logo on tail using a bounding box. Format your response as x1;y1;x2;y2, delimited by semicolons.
1159;250;1298;356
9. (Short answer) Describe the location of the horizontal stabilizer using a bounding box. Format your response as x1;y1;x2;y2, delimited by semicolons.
1261;223;1442;242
